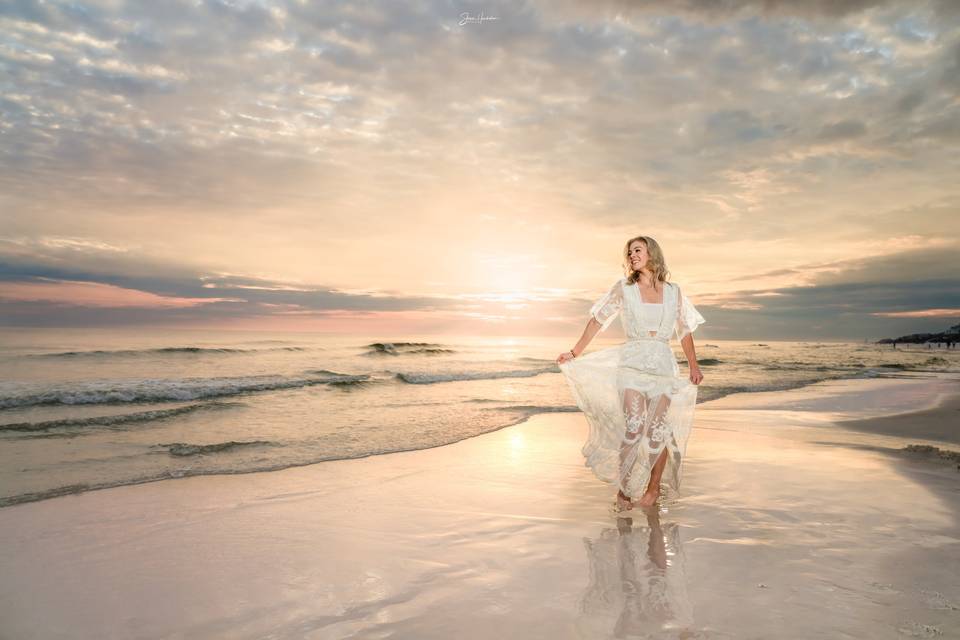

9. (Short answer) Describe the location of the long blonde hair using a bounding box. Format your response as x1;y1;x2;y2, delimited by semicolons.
622;235;670;287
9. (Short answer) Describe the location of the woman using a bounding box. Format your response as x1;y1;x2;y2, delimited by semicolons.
556;236;705;513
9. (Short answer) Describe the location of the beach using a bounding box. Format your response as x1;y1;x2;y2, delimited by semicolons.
1;375;958;639
5;1;960;638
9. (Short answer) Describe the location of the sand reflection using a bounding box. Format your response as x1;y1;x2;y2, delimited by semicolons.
578;508;699;639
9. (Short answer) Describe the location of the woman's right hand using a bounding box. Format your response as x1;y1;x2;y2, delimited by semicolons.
556;350;576;365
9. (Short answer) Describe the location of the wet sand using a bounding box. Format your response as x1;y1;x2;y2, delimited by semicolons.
835;387;960;445
0;376;958;639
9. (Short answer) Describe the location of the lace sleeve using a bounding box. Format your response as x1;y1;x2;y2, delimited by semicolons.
590;279;624;332
674;284;705;341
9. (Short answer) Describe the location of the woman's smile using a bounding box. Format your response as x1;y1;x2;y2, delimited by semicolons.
628;242;648;269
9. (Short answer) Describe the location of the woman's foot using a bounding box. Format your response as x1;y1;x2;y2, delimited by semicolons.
637;486;660;508
615;489;634;512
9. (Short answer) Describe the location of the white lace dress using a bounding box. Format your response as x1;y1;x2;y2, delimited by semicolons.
559;278;705;499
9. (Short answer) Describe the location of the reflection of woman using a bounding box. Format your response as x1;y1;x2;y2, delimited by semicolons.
556;236;705;512
578;510;697;638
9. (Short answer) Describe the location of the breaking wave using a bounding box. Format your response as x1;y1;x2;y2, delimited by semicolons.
0;372;370;409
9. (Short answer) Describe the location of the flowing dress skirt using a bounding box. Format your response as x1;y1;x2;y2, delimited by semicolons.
559;338;698;499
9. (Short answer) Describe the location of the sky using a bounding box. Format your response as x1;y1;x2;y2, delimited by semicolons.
1;0;958;340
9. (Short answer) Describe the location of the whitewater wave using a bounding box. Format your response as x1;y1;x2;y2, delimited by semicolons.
487;404;580;414
754;357;954;373
878;357;952;370
27;346;308;358
157;440;277;457
395;366;557;384
695;369;886;403
365;342;455;356
0;402;242;435
0;372;370;409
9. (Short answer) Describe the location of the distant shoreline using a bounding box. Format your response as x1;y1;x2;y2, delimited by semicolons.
876;321;959;346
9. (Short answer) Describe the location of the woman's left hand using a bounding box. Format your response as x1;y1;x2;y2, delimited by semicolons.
689;365;703;385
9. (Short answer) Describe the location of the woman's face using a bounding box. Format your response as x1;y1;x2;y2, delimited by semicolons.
628;241;649;271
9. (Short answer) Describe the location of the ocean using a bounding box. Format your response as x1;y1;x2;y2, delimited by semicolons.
1;327;957;508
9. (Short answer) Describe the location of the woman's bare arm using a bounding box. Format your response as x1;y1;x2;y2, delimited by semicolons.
557;318;602;364
573;317;603;356
680;333;703;384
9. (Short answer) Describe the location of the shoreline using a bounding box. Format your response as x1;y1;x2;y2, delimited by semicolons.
1;376;959;638
2;370;955;511
834;387;960;446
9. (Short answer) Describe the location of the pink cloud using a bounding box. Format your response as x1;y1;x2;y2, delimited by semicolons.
0;279;243;308
870;309;960;318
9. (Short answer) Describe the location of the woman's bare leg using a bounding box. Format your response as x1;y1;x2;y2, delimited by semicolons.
637;395;672;508
637;448;669;508
616;388;646;510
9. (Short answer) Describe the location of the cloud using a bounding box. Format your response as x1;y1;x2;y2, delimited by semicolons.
0;0;958;336
704;109;780;145
873;308;959;317
686;245;960;339
541;0;959;22
2;235;955;340
0;278;241;308
816;119;868;141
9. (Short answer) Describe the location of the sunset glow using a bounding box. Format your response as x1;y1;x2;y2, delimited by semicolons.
1;1;957;339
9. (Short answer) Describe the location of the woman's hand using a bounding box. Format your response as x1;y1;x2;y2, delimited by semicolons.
689;364;703;385
556;350;576;365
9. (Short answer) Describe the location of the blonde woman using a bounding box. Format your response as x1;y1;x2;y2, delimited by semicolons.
557;236;705;513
